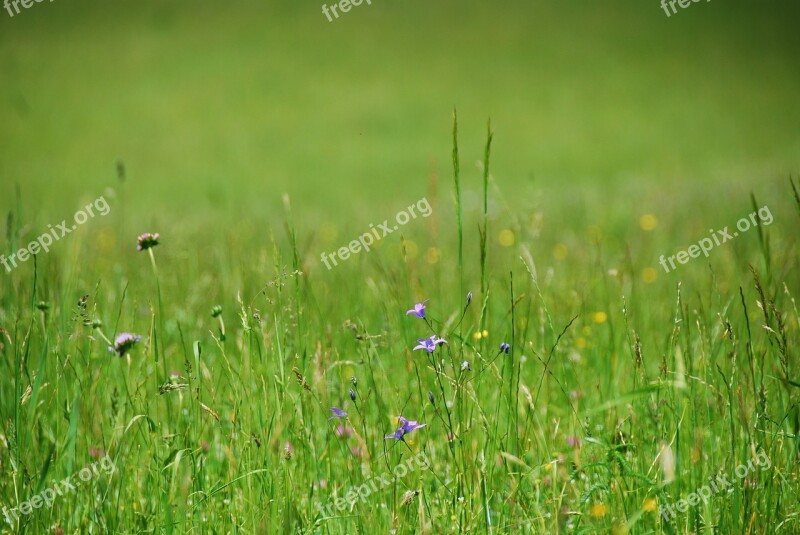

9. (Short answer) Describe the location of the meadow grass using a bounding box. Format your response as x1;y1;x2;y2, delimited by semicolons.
1;115;799;533
2;2;800;533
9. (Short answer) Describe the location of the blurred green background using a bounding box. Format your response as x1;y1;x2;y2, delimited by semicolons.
1;0;798;228
1;5;799;532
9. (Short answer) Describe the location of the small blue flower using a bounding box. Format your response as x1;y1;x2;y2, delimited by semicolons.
406;300;427;318
385;416;426;441
413;335;448;353
500;342;511;354
328;407;348;420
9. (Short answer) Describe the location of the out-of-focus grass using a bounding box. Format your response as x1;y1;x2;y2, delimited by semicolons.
1;0;799;222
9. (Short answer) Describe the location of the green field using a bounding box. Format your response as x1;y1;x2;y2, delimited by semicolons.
1;1;800;533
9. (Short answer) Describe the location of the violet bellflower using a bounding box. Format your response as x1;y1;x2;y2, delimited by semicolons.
413;335;447;353
328;407;348;420
406;300;427;318
385;416;426;441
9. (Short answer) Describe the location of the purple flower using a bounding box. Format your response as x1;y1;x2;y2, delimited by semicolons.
137;232;160;251
500;342;511;354
108;333;141;356
328;407;348;420
385;416;426;441
406;300;427;318
413;335;448;353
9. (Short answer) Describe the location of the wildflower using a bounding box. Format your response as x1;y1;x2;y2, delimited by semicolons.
413;335;447;353
108;333;141;356
385;416;426;441
589;502;607;518
460;361;471;372
136;232;160;251
284;441;294;460
89;447;106;460
427;391;435;405
349;388;356;401
499;342;510;354
498;229;515;247
335;425;352;438
328;407;348;420
473;329;489;340
351;446;364;458
639;214;658;231
406;301;427;318
566;436;581;449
